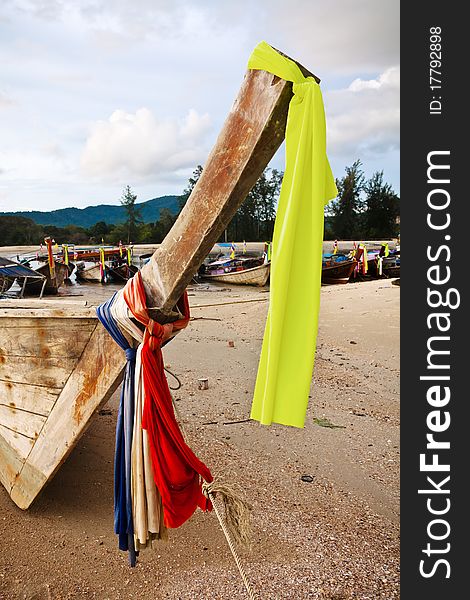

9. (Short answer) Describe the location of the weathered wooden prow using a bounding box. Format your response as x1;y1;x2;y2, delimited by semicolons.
141;54;317;319
1;47;317;509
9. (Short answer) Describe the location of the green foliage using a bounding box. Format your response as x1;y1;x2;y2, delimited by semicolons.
226;168;283;241
0;216;44;246
120;185;142;244
179;165;203;210
0;216;91;246
363;171;400;238
325;162;400;240
87;221;111;243
327;160;365;239
1;162;399;249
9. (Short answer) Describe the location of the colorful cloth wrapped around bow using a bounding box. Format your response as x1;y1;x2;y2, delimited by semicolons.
97;271;213;563
249;42;338;429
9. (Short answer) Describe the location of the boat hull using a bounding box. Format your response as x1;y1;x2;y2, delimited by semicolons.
201;263;270;286
108;264;138;282
0;303;124;509
23;262;69;295
76;263;104;283
322;259;356;284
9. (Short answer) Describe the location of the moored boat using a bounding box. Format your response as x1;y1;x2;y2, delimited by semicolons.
202;261;270;286
75;261;106;283
22;261;69;295
108;263;138;282
322;254;357;284
365;251;400;278
199;256;270;286
0;257;47;297
0;276;13;294
382;254;400;278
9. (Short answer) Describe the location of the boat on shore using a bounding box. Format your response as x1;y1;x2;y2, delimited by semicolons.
18;238;70;295
35;245;132;264
362;251;400;279
108;263;138;282
0;258;47;297
75;261;105;283
322;254;357;284
22;261;70;295
382;254;400;278
199;256;270;286
76;259;137;284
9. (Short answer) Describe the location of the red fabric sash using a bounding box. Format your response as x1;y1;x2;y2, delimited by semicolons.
123;272;213;528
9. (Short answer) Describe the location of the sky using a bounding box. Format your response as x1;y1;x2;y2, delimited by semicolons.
0;0;399;212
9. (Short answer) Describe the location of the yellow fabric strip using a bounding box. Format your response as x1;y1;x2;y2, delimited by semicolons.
249;42;337;428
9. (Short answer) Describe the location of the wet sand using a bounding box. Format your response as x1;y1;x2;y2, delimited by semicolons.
0;278;399;599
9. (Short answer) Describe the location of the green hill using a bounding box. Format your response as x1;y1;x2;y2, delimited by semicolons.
1;195;180;228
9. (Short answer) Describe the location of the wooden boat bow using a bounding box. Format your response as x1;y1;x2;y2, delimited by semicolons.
141;54;318;320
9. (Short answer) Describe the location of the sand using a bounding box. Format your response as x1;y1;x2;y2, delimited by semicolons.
0;278;399;599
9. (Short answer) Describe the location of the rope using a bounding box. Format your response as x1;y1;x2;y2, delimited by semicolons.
203;484;256;600
173;403;255;598
164;367;182;390
190;298;269;309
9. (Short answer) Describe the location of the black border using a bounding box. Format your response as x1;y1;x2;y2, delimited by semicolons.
401;3;465;597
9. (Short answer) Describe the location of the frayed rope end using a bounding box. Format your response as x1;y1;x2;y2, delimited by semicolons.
202;480;252;547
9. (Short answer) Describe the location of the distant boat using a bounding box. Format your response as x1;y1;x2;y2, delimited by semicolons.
75;262;106;283
199;256;270;286
382;254;400;278
108;263;138;282
0;257;46;296
23;261;69;295
366;251;400;278
322;254;357;284
64;262;76;279
76;260;137;283
73;246;131;262
0;276;14;294
0;272;14;294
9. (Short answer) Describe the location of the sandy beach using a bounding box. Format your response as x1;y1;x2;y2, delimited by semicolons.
0;278;399;599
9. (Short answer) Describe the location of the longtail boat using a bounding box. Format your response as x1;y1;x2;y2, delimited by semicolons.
108;263;138;282
0;265;14;294
36;246;133;264
199;256;270;286
201;262;270;286
22;261;70;295
20;238;69;295
0;45;318;509
0;258;47;298
75;261;106;283
321;255;357;284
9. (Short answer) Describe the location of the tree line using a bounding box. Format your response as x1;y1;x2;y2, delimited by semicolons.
326;160;400;240
0;161;399;248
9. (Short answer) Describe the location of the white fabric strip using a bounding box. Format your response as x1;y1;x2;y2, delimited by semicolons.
111;289;167;548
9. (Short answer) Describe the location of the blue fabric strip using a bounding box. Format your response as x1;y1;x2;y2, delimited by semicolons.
97;293;137;566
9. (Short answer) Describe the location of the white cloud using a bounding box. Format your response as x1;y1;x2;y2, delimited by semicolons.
80;107;211;178
326;67;400;158
348;67;400;92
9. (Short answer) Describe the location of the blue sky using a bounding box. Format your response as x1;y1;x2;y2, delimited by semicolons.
0;0;399;212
